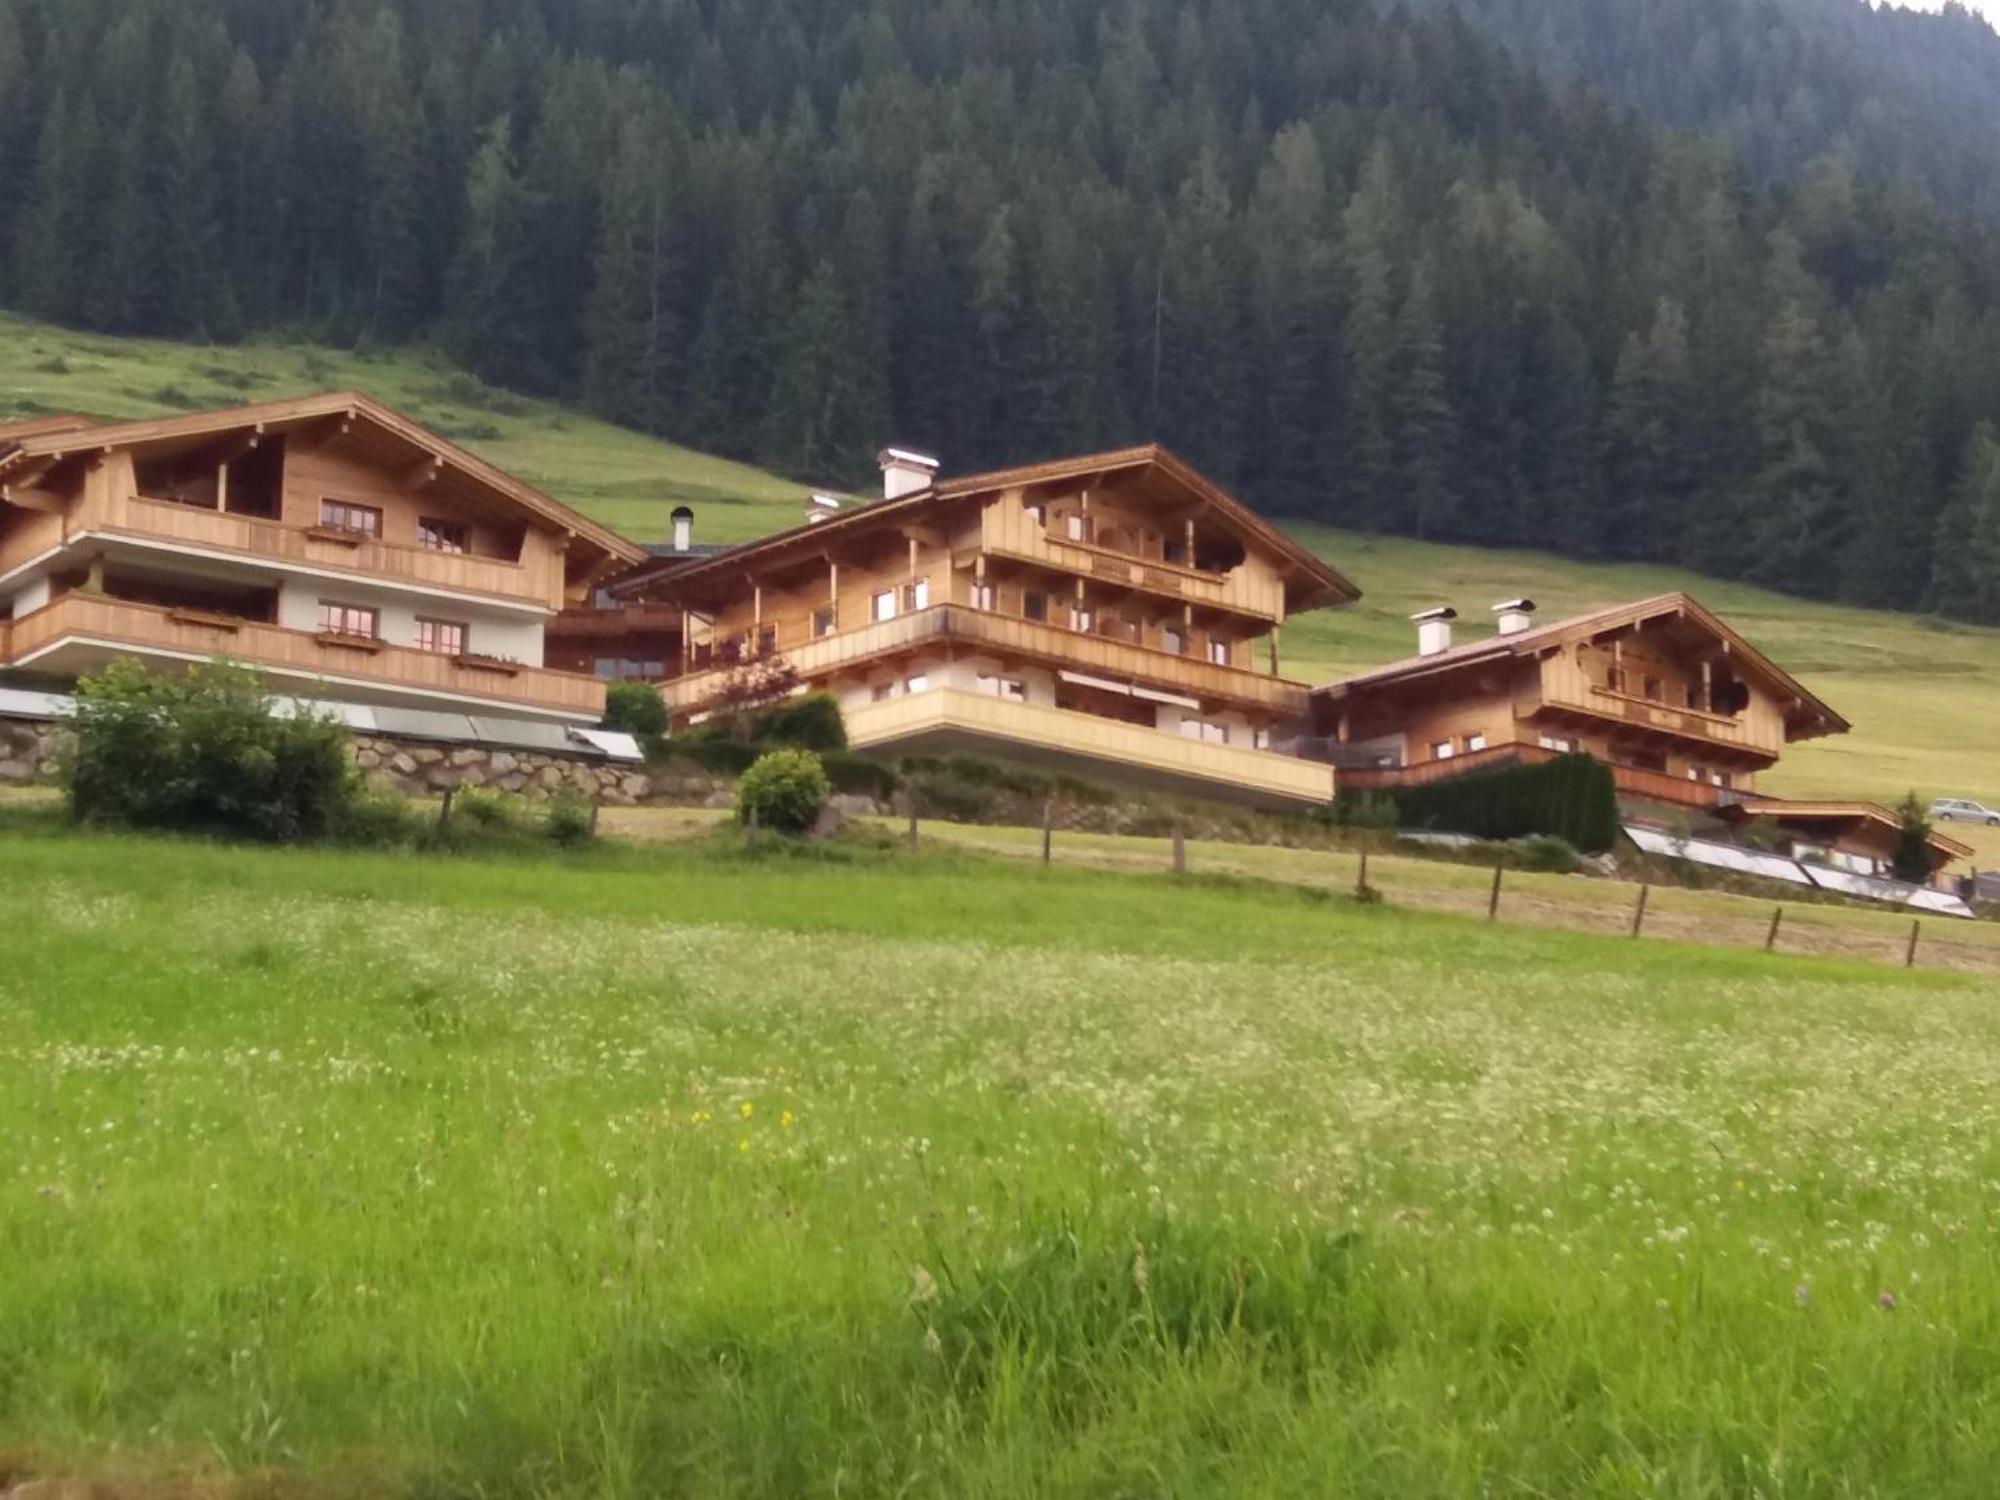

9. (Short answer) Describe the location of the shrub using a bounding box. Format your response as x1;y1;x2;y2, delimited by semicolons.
734;748;829;834
821;749;899;803
602;682;668;749
1393;752;1619;854
758;691;847;751
1509;834;1583;873
66;658;356;841
1891;791;1934;885
544;786;597;846
331;786;420;848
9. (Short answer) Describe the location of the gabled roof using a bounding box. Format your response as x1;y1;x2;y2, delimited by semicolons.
1315;592;1849;742
1722;799;1975;862
0;392;645;567
628;443;1359;612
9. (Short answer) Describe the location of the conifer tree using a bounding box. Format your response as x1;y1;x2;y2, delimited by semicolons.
1392;263;1455;540
1341;144;1404;528
1930;420;2000;623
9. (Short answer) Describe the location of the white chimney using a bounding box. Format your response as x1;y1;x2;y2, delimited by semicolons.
671;505;694;552
805;492;842;526
1412;606;1458;658
877;446;939;501
1492;597;1537;636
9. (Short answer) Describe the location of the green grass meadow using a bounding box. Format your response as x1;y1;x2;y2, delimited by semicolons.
7;815;2000;1497
7;314;1998;810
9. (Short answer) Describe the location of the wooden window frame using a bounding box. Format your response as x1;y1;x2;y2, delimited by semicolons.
417;516;469;554
872;590;897;623
1023;590;1048;623
319;499;383;538
414;616;467;656
317;600;380;639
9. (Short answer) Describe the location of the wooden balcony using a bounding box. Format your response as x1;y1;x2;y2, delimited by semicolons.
1336;742;1726;809
978;502;1286;621
60;488;560;608
1;593;603;719
844;688;1335;808
660;604;1309;717
548;603;684;642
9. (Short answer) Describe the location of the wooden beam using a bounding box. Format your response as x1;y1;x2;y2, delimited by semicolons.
402;455;443;492
0;484;62;513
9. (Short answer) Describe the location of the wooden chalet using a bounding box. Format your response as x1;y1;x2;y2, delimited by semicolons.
601;444;1359;807
1716;800;1973;886
1314;593;1851;809
0;395;643;722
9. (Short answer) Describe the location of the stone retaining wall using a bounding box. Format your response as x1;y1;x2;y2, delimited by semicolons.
350;735;660;805
0;718;61;782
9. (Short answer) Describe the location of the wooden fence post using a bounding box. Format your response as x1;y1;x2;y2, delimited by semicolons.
1906;918;1922;969
1171;820;1186;877
1765;905;1784;953
1487;861;1504;921
1356;847;1370;897
1041;799;1053;865
436;784;456;834
588;795;602;838
1630;882;1650;938
743;804;758;852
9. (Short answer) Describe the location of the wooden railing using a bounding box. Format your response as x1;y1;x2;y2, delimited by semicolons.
843;688;1335;806
0;507;65;576
548;603;684;641
1336;741;1727;809
2;593;603;717
1540;684;1759;751
59;489;561;607
663;605;1309;715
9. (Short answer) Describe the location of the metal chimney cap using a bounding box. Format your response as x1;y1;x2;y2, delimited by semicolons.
1409;606;1459;623
1491;598;1536;614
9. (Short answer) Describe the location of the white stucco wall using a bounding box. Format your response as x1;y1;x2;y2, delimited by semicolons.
276;580;546;665
8;577;51;618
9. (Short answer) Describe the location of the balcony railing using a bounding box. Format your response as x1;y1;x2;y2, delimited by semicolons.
1;593;603;718
57;489;561;608
843;688;1334;807
661;604;1308;716
1335;742;1728;809
547;603;684;641
1540;685;1759;751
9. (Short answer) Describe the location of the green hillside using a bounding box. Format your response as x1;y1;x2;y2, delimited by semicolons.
4;317;1996;819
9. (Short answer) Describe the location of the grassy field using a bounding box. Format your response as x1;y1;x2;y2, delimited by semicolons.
6;815;2000;1497
5;314;1998;807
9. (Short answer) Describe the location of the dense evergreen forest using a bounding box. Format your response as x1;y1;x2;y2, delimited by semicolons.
6;0;2000;622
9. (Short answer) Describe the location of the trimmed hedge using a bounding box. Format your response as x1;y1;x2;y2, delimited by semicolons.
1394;752;1619;855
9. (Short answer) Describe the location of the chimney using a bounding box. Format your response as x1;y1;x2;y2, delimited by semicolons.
1492;597;1537;636
877;446;940;501
670;505;694;552
805;492;842;526
1412;606;1458;658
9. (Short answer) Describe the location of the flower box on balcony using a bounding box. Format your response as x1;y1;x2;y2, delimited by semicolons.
315;630;385;653
166;608;243;632
304;525;368;548
455;653;522;676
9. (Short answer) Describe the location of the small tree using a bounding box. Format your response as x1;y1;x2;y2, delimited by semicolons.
66;658;356;841
758;691;846;751
601;680;668;750
1891;791;1935;885
697;657;801;743
734;748;829;835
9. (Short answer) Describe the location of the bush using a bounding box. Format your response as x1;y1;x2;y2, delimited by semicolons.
821;750;899;803
331;786;420;848
757;692;847;751
734;748;830;834
66;659;357;841
1393;752;1619;854
602;682;668;748
1508;834;1583;873
544;786;597;846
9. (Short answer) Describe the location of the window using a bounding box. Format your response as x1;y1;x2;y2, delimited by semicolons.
1466;732;1488;752
972;583;995;612
1025;503;1045;527
1070;606;1094;633
755;625;777;657
414;617;466;655
1606;667;1627;693
812;607;835;638
871;682;894;702
872;590;897;623
905;674;930;694
1252;727;1271;751
902;578;930;612
1023;590;1048;623
1712;770;1732;789
417;517;468;554
1162;626;1185;656
978;673;1026;702
1642;675;1663;702
1431;740;1456;762
1539;734;1577;753
1065;513;1089;542
317;601;378;638
319;499;382;537
1179;718;1228;745
1207;638;1231;667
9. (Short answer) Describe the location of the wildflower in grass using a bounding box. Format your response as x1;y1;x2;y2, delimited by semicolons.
1132;1240;1150;1297
781;1110;795;1128
1879;1291;1898;1311
1795;1283;1812;1308
911;1264;938;1304
739;1101;754;1120
922;1326;942;1356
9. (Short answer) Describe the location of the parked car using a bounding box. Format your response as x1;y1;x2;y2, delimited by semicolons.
1929;797;2000;825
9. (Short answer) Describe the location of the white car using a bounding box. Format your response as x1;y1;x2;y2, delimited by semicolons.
1929;797;2000;826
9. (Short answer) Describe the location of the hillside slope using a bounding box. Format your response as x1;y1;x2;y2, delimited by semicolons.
3;319;1996;820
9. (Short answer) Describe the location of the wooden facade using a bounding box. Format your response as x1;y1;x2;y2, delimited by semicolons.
0;395;642;721
601;444;1359;807
1313;594;1851;809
